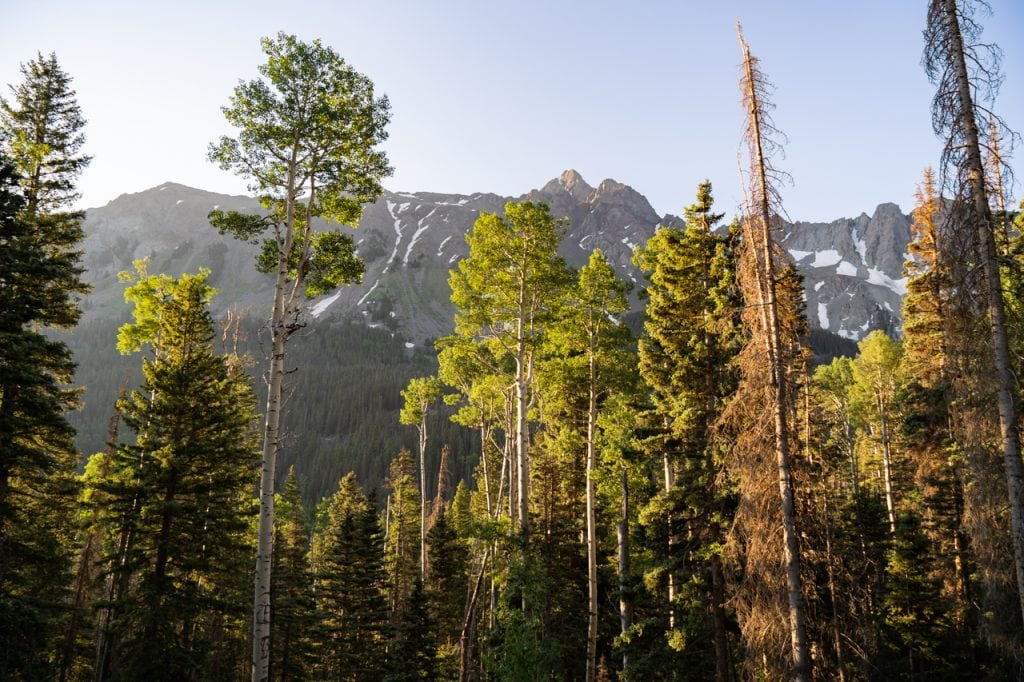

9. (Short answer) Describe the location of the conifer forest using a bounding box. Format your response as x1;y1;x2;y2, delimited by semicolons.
5;2;1024;680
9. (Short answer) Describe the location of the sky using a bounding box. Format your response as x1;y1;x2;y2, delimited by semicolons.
1;0;1022;223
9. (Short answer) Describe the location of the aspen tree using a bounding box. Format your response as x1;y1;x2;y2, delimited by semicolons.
208;34;390;680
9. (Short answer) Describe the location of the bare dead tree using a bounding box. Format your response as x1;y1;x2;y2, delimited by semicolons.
924;0;1024;632
735;23;811;681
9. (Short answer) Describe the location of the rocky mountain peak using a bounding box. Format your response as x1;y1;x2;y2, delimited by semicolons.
558;168;593;199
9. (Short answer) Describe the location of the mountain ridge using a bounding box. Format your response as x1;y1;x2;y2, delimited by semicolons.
77;171;911;344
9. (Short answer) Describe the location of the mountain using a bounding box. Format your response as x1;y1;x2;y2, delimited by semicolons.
67;172;912;500
780;203;910;341
79;171;910;345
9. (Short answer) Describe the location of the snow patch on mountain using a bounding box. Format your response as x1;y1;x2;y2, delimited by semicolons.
812;250;842;268
836;261;857;276
437;235;452;256
383;201;405;273
867;267;908;295
403;209;435;265
357;278;381;307
311;291;342;318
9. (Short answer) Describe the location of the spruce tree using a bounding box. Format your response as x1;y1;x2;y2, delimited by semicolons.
92;270;259;680
633;182;741;678
312;474;389;681
0;51;91;213
385;449;422;621
386;578;438;682
270;469;317;681
426;508;468;666
0;52;90;677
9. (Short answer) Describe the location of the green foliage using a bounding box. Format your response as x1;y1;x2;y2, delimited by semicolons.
450;201;570;341
632;182;741;672
400;375;444;428
312;474;389;681
385;578;438;682
384;449;421;618
91;271;259;680
426;508;468;661
878;510;957;678
0;51;91;213
116;259;215;355
0;144;86;676
208;32;390;304
271;470;317;681
485;553;560;681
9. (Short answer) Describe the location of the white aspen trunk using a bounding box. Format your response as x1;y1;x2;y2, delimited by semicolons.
252;154;303;682
663;452;676;629
480;422;492;517
516;332;529;541
252;275;288;682
585;361;598;682
941;0;1024;625
419;421;428;580
617;465;632;676
878;396;896;535
739;30;812;680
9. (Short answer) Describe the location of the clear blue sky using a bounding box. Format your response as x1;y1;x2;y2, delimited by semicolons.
2;0;1022;222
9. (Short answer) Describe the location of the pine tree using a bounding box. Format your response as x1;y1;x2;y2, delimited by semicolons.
0;52;90;676
386;578;438;682
312;476;389;681
0;51;91;213
92;270;259;680
385;449;422;622
270;469;317;681
633;182;741;679
426;507;468;676
207;34;391;679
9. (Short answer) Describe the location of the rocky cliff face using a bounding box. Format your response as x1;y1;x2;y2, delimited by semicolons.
780;203;910;340
78;172;912;347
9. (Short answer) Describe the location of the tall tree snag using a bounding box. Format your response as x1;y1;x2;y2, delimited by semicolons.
736;24;811;680
924;0;1024;627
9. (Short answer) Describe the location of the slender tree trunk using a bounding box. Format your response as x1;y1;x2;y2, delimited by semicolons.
941;0;1024;625
480;422;492;517
739;28;812;680
710;555;732;681
585;363;599;682
460;552;489;682
516;361;528;541
617;465;632;677
663;452;676;629
878;400;897;535
419;422;428;580
823;495;847;682
252;173;298;680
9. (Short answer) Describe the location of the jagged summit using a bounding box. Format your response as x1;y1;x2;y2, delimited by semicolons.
78;175;909;346
540;169;595;203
